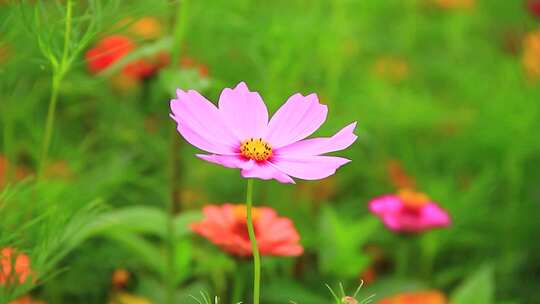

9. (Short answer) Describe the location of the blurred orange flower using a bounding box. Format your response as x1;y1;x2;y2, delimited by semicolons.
296;175;337;204
372;56;409;83
0;155;30;189
0;247;33;286
191;204;303;257
0;41;9;64
432;0;475;10
522;30;540;82
128;17;162;40
109;292;152;304
378;290;447;304
9;296;46;304
359;266;377;285
386;159;416;190
180;57;210;77
44;160;73;180
156;53;210;77
112;268;130;290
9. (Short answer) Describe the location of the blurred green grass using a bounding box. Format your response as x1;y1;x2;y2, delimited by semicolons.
1;0;540;303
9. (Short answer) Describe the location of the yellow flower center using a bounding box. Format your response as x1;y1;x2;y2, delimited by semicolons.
233;205;261;222
398;189;430;209
240;138;273;161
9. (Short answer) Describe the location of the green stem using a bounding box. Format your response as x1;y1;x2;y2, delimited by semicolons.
166;127;181;304
61;0;73;69
165;1;190;303
38;76;60;181
245;179;261;304
38;0;72;181
396;236;410;277
230;263;246;304
2;97;14;184
170;0;190;66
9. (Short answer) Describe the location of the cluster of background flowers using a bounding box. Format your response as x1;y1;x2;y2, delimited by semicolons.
85;17;208;89
0;247;33;286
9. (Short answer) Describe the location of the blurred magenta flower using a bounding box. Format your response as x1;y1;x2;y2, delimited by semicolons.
368;190;450;233
190;204;303;257
170;82;357;183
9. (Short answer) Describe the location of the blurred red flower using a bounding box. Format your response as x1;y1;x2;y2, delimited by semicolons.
378;290;447;304
85;35;167;81
85;35;135;74
372;56;409;83
0;247;33;285
528;0;540;18
0;155;30;189
191;204;303;257
85;35;209;83
180;57;209;77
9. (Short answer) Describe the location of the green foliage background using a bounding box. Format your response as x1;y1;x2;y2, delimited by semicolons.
1;0;540;303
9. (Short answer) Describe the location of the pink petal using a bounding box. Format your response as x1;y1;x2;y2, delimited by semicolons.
240;161;295;184
270;155;350;180
368;195;403;215
171;89;238;154
264;93;328;148
218;82;269;140
381;214;403;231
196;154;254;170
276;122;358;156
421;203;451;227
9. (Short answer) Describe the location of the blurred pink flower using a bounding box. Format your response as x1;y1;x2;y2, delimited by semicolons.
170;82;357;183
368;190;450;233
191;204;303;257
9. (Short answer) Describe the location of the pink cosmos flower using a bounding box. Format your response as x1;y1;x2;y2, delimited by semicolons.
170;82;357;184
368;190;450;233
191;204;303;257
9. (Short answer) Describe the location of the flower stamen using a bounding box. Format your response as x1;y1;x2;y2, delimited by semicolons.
398;189;430;209
240;138;272;161
233;205;261;222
